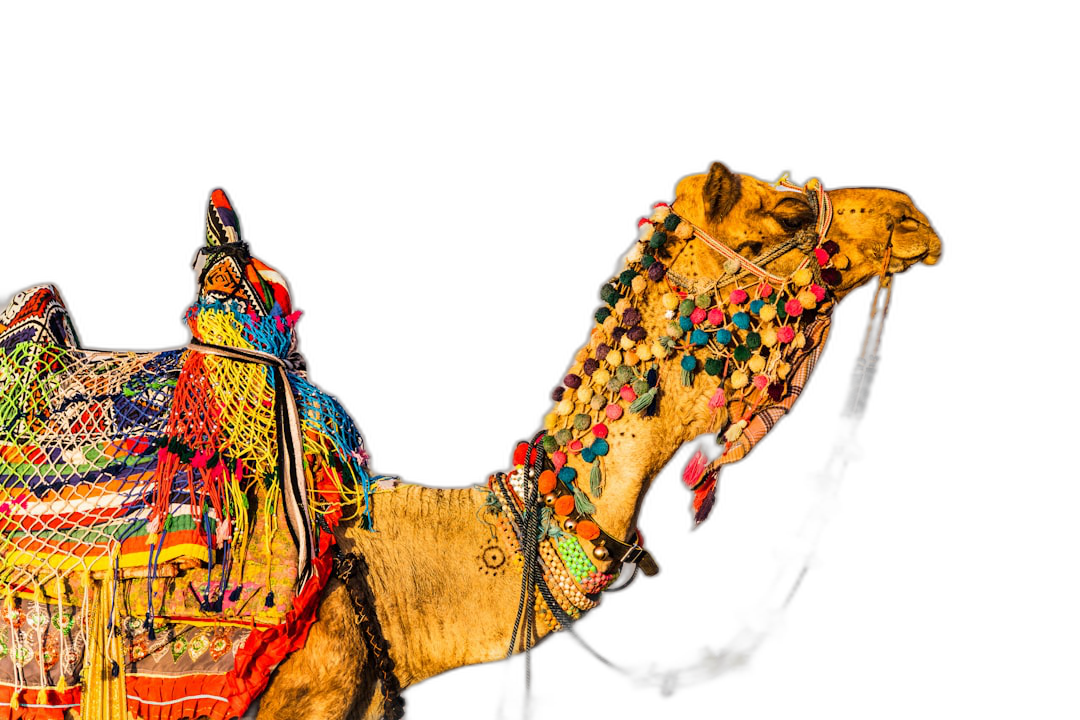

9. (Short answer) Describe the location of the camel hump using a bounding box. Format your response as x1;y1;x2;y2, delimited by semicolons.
0;283;80;351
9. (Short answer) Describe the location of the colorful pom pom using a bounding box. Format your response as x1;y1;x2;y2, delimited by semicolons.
691;329;709;345
690;307;707;324
605;404;623;420
745;331;761;349
731;370;749;388
620;384;637;403
704;357;723;376
681;355;698;372
590;394;607;411
757;283;774;298
679;316;693;332
822;267;842;285
733;345;751;362
649;231;667;249
679;299;696;317
555;429;573;445
513;442;529;466
753;374;769;390
573;413;592;431
732;312;751;329
662;293;680;310
664;213;681;231
564;373;582;389
539;470;557;494
822;240;840;256
618;270;637;286
627;325;647;342
556;399;574;415
814;247;830;266
749;299;764;314
569;440;583;453
715;328;732;344
793;268;813;286
784;298;803;316
759;304;777;322
552;450;567;469
647;263;666;282
723;258;741;275
592;423;608;439
551;386;565;401
810;283;827;302
600;283;620;306
748;354;766;373
768;381;785;401
777;325;796;343
595;307;611;324
729;289;749;304
707;308;725;325
554;494;576;516
695;294;712;309
591;438;609;456
581;448;596;463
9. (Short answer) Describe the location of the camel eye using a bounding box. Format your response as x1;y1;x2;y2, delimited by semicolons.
779;216;805;231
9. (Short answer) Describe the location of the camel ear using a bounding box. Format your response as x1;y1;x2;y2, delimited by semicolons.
703;162;741;223
206;188;242;247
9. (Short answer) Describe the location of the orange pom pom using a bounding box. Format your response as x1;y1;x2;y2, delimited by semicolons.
539;470;557;494
575;520;600;541
554;495;576;516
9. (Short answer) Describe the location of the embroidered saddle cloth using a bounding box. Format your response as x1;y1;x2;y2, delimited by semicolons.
0;192;372;720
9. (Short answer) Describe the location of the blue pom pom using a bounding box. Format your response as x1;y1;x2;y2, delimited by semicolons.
715;328;732;344
558;467;577;483
691;329;708;346
679;316;693;331
681;355;698;372
591;439;609;456
732;312;751;329
750;299;764;314
581;448;596;463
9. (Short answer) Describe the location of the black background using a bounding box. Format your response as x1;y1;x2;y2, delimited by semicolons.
2;122;980;716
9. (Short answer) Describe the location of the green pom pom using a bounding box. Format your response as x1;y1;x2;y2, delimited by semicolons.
555;429;573;445
679;299;696;317
745;331;761;349
542;435;558;453
600;283;620;306
649;231;667;249
695;294;712;309
607;377;622;392
704;357;723;376
641;254;655;268
664;214;681;231
615;365;635;383
618;270;637;286
595;307;611;324
573;413;591;431
733;345;751;362
632;379;649;395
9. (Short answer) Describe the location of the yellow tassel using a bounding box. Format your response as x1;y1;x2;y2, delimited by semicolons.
38;687;48;704
57;675;68;693
9;691;18;709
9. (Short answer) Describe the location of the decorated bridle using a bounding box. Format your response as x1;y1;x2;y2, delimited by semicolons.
489;177;849;665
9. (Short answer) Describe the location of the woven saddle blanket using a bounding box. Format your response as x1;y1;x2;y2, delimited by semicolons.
0;191;372;720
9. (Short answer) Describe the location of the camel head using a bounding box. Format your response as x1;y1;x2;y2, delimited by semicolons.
670;163;941;299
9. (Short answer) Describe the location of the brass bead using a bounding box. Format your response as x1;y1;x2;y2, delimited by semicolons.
543;494;557;507
563;518;577;532
593;546;609;561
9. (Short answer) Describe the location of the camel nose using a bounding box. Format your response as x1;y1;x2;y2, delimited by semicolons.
830;187;941;267
890;200;941;266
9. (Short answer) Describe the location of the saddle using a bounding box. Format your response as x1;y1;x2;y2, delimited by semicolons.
0;191;373;720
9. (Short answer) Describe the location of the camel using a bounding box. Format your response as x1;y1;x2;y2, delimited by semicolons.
0;162;941;720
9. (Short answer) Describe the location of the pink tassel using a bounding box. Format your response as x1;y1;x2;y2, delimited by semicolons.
708;388;726;411
682;450;707;488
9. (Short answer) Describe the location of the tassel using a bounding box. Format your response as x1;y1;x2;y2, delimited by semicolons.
572;486;596;516
9;691;18;710
56;675;67;694
38;687;48;705
692;468;721;524
589;463;603;498
682;450;707;488
628;387;657;414
265;591;275;608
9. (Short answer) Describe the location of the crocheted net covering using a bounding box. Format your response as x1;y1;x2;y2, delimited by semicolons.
0;191;371;720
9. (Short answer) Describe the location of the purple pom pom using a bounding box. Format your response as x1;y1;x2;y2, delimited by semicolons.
647;263;666;282
564;373;582;389
627;325;647;342
583;358;599;375
551;386;565;401
622;308;642;326
596;343;610;360
611;327;627;342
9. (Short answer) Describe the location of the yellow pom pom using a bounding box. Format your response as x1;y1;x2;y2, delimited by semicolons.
761;327;778;347
631;276;647;294
667;322;683;338
650;205;671;223
759;304;777;322
556;399;574;416
731;370;749;389
614;298;630;314
593;368;611;386
806;178;820;191
833;253;850;270
624;350;639;366
794;332;806;349
651;341;669;359
748;355;766;373
619;335;635;350
674;221;694;240
625;244;643;264
637;344;653;361
777;361;792;379
793;268;813;286
639;224;655;242
575;347;590;363
662;293;680;311
797;289;817;310
602;317;618;333
723;259;741;276
606;350;623;367
576;387;593;403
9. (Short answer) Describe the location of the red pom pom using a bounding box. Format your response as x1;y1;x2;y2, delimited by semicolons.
513;442;529;466
592;423;609;439
569;440;584;453
814;247;830;266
